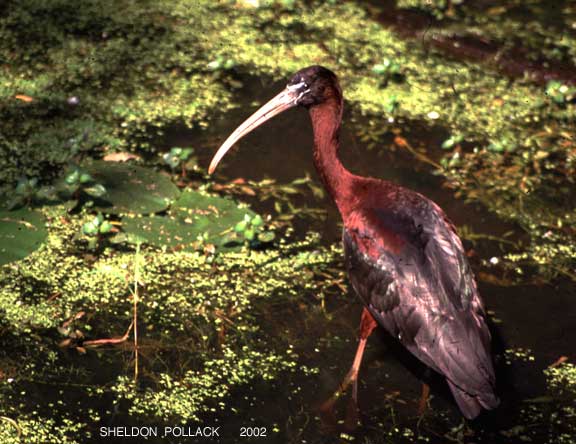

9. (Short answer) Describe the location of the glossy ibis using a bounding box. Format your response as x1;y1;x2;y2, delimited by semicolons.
209;66;499;420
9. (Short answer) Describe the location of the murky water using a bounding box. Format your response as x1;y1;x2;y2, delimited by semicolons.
3;1;575;442
145;77;576;443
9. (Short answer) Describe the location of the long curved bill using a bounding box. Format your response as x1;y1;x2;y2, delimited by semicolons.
208;86;301;174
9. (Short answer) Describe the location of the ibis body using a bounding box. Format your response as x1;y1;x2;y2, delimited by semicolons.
209;66;499;419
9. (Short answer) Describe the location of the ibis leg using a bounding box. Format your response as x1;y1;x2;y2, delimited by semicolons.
320;308;377;429
417;382;430;416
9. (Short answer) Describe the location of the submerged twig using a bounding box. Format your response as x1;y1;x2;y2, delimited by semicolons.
132;242;141;382
83;320;133;347
394;136;442;170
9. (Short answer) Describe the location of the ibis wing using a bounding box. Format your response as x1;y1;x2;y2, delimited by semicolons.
343;200;498;417
344;201;478;311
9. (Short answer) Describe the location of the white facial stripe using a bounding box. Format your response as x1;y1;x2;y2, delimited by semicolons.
287;81;311;103
287;81;306;91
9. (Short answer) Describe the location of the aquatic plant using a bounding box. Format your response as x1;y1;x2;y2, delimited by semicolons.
0;415;86;444
81;212;114;250
234;213;275;245
545;81;576;105
5;177;40;209
0;208;47;266
162;146;195;176
441;135;464;150
1;0;575;279
0;203;342;441
86;161;180;215
372;58;404;87
122;189;267;251
0;1;575;442
526;363;576;444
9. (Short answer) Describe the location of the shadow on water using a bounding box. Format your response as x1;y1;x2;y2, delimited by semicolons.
98;75;576;443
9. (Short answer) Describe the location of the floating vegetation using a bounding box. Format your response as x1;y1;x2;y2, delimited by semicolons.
0;208;47;265
161;146;196;176
86;161;180;215
1;0;574;279
0;0;575;442
503;347;535;365
0;415;85;444
511;363;576;444
122;189;271;251
210;175;326;224
111;346;300;422
0;204;341;441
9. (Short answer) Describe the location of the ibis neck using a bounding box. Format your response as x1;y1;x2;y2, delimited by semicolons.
309;99;356;217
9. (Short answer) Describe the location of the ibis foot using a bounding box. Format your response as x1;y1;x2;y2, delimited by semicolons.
319;353;362;430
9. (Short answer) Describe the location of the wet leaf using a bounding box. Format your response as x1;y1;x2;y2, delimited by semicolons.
281;186;299;195
58;339;72;348
442;138;456;150
244;228;255;241
63;199;80;211
87;161;180;214
14;94;34;102
0;209;47;265
84;184;107;198
79;173;93;184
102;152;142;162
99;221;113;234
239;186;256;196
441;135;463;150
65;169;80;185
235;220;248;232
251;215;263;227
488;141;505;152
257;231;275;243
82;221;99;236
123;190;259;250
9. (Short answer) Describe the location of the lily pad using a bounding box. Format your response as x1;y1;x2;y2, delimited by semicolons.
172;190;250;217
86;161;180;214
0;209;47;265
174;190;258;238
123;215;209;251
123;190;258;251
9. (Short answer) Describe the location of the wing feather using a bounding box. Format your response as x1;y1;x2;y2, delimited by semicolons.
343;193;498;418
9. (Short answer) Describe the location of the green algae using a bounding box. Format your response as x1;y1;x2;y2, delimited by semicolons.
0;1;575;442
2;0;574;279
546;363;576;399
0;204;341;441
0;0;235;190
398;0;576;65
382;2;575;281
110;346;306;423
0;415;86;444
526;363;576;444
